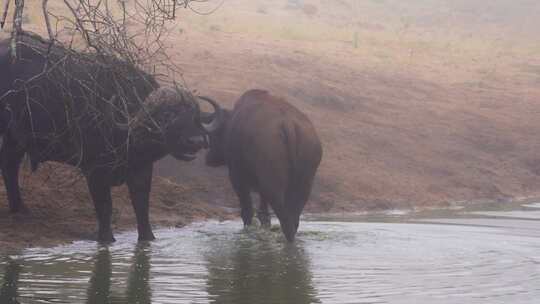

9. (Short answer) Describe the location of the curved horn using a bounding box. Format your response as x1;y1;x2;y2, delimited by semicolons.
200;110;214;124
197;95;222;133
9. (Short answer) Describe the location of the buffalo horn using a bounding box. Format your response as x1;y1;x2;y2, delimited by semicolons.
197;96;222;133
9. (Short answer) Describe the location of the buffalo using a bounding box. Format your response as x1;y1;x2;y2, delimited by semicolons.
205;89;322;242
0;32;222;242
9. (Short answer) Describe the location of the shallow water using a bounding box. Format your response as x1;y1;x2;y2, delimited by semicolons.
1;205;540;304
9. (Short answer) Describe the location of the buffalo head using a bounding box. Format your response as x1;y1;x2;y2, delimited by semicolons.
119;87;222;161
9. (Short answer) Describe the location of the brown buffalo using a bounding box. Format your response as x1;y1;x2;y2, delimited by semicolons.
205;89;322;242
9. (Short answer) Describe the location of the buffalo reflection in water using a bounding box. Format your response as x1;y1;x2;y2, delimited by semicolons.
86;243;152;304
0;244;151;304
205;234;320;304
0;258;20;304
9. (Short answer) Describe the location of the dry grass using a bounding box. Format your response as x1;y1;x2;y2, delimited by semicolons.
175;0;540;85
156;0;540;211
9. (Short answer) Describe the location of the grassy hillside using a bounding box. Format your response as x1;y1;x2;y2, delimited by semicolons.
156;0;540;211
2;0;540;213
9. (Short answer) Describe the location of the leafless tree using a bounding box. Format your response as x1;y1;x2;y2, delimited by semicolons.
2;1;221;81
0;0;220;182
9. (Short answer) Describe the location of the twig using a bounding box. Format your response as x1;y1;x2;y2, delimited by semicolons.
10;0;24;62
2;0;218;186
0;0;10;29
42;0;55;41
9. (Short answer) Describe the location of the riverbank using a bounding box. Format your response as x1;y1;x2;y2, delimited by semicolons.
0;164;235;254
2;202;539;303
2;161;538;254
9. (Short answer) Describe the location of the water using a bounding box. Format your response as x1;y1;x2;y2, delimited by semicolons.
1;204;540;304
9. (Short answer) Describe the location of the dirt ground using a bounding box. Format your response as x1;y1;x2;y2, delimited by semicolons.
2;0;540;251
0;163;234;253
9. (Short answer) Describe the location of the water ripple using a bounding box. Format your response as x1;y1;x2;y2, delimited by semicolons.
0;216;539;303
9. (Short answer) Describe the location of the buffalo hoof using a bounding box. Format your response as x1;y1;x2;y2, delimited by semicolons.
97;232;116;243
284;233;296;243
281;224;297;243
9;205;30;215
241;217;253;227
138;232;156;242
257;215;271;229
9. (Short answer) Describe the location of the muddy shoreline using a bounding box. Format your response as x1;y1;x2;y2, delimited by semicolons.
1;163;537;254
3;0;540;254
0;164;235;254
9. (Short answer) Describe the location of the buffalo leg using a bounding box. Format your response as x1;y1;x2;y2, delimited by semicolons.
238;190;254;227
1;134;27;213
256;167;295;241
127;164;155;241
261;190;296;242
286;169;317;235
86;173;115;243
257;198;271;228
229;170;253;226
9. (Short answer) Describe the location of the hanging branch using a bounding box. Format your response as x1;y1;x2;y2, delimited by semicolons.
42;0;55;41
0;0;10;29
1;0;219;172
10;0;23;62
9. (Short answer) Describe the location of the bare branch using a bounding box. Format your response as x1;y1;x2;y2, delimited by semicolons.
0;0;10;29
42;0;55;41
2;0;220;174
10;0;23;62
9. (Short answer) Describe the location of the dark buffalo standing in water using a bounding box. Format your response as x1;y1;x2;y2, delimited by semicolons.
205;89;322;242
0;32;221;242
